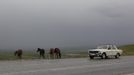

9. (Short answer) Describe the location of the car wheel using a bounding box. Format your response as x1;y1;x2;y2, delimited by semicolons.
115;53;120;59
101;53;107;59
90;56;94;59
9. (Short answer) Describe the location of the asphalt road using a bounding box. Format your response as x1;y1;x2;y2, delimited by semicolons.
0;56;134;75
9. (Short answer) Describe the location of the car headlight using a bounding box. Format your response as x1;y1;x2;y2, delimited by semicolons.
98;51;101;54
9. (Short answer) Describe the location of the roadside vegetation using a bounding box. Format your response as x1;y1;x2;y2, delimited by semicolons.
119;44;134;56
0;50;87;60
0;44;134;60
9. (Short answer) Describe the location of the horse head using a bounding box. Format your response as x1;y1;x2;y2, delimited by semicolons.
37;48;41;52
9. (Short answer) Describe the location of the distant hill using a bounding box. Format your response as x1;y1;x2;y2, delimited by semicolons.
119;44;134;55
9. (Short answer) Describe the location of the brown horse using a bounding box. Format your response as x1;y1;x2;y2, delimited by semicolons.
54;48;61;59
37;48;45;59
49;48;54;59
14;49;23;59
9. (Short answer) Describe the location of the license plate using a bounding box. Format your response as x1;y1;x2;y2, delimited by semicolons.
90;53;95;55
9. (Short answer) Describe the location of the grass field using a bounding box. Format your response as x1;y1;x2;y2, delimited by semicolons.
0;50;87;60
119;44;134;56
0;44;134;60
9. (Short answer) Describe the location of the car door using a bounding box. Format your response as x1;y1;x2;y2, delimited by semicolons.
112;45;118;55
109;45;117;55
106;45;113;56
107;45;113;55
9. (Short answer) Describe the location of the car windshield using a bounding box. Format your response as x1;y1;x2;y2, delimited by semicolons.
97;45;108;49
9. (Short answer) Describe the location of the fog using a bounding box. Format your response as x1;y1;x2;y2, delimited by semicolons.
0;0;134;50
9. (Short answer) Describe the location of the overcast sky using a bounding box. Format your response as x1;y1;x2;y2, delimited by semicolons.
0;0;134;50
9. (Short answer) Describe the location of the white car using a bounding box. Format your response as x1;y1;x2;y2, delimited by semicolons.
88;45;123;59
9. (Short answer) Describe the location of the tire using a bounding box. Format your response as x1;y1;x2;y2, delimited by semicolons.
90;56;94;59
101;53;107;59
115;53;120;59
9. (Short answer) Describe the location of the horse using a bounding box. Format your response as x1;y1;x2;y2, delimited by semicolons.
54;48;61;59
49;48;54;59
14;49;23;59
37;48;45;59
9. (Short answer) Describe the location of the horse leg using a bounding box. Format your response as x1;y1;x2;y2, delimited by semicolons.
58;52;60;59
42;54;45;59
54;53;57;59
57;53;59;59
40;54;42;59
20;55;22;59
43;53;45;59
49;54;51;59
49;54;52;59
51;54;53;59
53;53;55;59
59;53;61;59
56;53;58;59
39;53;42;59
18;55;21;59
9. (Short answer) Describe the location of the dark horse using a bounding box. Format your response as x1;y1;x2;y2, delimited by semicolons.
49;48;54;59
54;48;61;59
37;48;45;59
14;49;23;59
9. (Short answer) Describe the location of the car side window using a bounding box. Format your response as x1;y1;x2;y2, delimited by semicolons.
113;45;117;50
109;45;116;50
107;45;111;50
108;47;111;50
108;45;113;50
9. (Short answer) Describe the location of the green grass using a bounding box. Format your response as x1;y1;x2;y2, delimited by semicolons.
62;51;87;58
0;44;134;60
0;50;88;60
0;51;35;60
0;52;15;60
119;44;134;56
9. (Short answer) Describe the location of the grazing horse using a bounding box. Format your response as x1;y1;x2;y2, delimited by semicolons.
14;49;23;59
49;48;54;59
37;48;45;59
54;48;61;59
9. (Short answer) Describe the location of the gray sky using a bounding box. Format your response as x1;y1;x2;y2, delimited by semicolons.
0;0;134;50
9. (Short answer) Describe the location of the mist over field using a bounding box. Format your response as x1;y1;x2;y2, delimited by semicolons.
0;0;134;50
